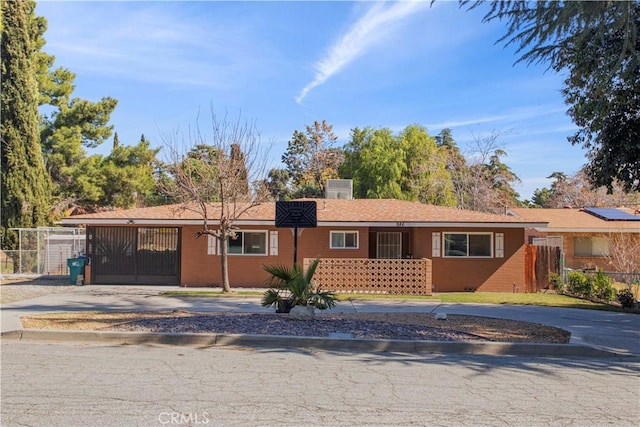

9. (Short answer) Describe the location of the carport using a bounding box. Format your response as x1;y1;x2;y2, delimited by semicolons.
86;226;180;285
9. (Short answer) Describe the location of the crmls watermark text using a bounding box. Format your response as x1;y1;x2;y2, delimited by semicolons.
158;412;211;425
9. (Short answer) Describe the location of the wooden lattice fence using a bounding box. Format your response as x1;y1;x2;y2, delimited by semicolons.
304;258;432;295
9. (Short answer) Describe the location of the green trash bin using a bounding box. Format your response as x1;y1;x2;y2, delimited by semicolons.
67;257;86;285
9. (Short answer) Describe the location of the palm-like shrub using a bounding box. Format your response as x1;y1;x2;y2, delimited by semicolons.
261;258;337;311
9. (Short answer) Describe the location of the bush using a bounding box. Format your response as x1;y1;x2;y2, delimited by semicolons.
549;272;565;293
617;288;637;309
566;270;616;302
567;271;591;297
593;270;616;302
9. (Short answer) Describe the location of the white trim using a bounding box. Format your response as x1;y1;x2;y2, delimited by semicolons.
330;230;359;249
61;218;547;229
443;232;494;258
532;227;640;233
319;221;546;229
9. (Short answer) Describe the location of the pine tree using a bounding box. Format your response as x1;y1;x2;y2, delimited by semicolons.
1;0;52;250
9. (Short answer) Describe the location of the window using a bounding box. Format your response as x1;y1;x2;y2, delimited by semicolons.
443;233;492;257
574;236;609;257
227;231;267;255
330;231;359;249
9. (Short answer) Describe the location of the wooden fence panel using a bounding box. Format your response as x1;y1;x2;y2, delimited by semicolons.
525;244;561;293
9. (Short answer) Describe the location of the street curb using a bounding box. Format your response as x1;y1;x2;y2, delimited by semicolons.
0;329;625;358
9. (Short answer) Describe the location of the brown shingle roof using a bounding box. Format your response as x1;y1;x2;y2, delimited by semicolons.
510;208;640;232
61;199;544;227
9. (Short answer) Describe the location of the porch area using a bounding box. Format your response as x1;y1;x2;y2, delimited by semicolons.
304;258;432;295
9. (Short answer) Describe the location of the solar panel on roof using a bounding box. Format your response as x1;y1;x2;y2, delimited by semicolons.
583;207;640;221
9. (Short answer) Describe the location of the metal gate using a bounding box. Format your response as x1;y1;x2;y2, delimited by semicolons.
377;232;402;259
88;226;180;285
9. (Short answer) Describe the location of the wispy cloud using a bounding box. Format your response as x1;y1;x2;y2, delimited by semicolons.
427;115;510;130
427;103;569;132
40;2;276;89
295;1;428;104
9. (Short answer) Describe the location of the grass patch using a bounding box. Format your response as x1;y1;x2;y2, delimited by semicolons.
161;290;263;297
160;289;635;312
339;292;622;310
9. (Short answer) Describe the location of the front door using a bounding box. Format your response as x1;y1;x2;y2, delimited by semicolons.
377;232;402;259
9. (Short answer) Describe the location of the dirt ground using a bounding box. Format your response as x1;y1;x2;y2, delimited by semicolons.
5;277;571;343
21;311;571;343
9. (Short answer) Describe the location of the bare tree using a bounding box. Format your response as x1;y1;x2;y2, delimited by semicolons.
537;170;640;208
160;107;270;292
458;130;521;214
606;231;640;280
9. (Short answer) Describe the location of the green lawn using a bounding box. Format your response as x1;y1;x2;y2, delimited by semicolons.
341;292;631;311
162;290;264;297
160;290;637;313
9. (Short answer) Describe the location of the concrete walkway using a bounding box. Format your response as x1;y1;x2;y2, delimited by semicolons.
2;285;638;356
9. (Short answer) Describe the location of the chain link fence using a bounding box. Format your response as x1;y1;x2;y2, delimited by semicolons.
1;227;85;276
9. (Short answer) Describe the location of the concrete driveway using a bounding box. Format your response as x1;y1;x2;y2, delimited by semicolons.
1;285;638;356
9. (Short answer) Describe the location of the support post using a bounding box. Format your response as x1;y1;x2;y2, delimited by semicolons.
293;226;298;265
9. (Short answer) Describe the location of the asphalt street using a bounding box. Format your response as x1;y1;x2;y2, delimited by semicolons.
2;285;639;426
2;285;639;355
2;341;639;427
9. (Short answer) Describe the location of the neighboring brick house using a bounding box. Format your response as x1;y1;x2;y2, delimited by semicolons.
509;207;640;271
61;199;546;293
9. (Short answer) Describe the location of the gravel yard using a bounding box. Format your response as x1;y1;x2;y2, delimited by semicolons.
4;278;571;343
21;311;571;343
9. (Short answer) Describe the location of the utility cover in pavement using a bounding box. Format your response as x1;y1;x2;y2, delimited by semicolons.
275;201;317;228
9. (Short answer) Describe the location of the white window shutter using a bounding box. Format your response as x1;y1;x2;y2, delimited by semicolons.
432;232;441;257
207;235;216;255
270;231;278;256
495;233;504;258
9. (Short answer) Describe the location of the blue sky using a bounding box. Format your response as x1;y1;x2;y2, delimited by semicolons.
36;0;588;200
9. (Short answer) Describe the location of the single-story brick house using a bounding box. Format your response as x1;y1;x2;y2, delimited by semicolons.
61;199;546;293
509;207;640;271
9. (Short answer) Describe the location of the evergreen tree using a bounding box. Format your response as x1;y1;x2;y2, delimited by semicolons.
282;120;343;196
342;127;406;199
1;0;52;249
101;134;161;208
263;168;292;201
342;126;455;205
400;125;456;206
465;0;640;191
27;5;118;212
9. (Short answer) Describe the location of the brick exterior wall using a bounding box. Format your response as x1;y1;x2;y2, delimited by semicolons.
416;228;525;293
180;225;526;292
526;231;614;271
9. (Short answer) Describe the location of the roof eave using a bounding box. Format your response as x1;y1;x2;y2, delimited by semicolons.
533;227;640;233
60;218;545;229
